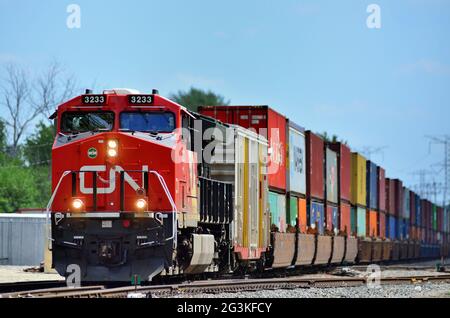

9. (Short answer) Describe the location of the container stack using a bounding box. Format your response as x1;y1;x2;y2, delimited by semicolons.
402;187;411;240
377;167;387;240
366;161;378;238
286;121;307;234
351;152;367;238
385;178;396;240
329;142;352;237
325;146;339;234
305;131;325;235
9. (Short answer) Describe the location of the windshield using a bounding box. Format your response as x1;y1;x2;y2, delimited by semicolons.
120;112;175;133
61;112;114;133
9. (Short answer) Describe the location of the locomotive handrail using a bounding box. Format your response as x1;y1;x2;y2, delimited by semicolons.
45;169;178;249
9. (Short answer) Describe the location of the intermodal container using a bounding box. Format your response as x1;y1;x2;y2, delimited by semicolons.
388;215;397;239
287;121;306;195
433;204;437;231
410;191;416;226
393;179;403;217
287;195;298;230
340;202;351;236
325;147;338;204
385;178;395;215
329;142;351;202
351;206;357;236
356;206;366;237
269;191;286;232
420;199;427;228
366;161;378;210
379;211;386;239
416;195;421;227
306;131;324;200
326;205;339;232
198;105;287;191
377;167;386;212
351;153;367;207
403;187;410;219
310;201;325;235
368;210;378;237
298;197;308;233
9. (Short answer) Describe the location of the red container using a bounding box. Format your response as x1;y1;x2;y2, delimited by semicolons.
377;167;386;212
421;199;426;228
199;105;287;192
379;211;386;239
410;191;416;226
385;178;395;215
329;142;351;202
306;131;324;200
393;179;403;217
340;202;351;237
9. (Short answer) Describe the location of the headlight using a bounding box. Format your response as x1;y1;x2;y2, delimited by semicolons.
107;148;118;157
107;139;118;148
136;199;147;210
72;199;83;210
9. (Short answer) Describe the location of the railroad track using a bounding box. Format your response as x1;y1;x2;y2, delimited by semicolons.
2;274;450;298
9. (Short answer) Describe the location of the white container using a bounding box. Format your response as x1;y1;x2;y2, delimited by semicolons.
210;125;269;258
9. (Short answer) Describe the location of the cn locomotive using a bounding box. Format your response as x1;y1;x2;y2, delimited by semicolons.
48;88;449;282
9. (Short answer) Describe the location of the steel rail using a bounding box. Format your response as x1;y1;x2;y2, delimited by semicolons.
4;274;450;298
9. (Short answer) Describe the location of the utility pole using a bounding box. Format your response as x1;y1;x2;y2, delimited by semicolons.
426;135;450;208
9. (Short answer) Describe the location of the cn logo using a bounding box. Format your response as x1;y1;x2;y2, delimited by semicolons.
79;165;148;194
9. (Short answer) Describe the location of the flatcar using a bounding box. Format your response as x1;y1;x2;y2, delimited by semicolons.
47;89;449;282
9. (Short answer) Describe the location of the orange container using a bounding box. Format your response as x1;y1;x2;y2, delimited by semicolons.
379;211;386;239
368;210;378;237
298;197;307;233
340;202;351;236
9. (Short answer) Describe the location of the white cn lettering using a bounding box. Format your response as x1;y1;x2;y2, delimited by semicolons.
79;165;148;194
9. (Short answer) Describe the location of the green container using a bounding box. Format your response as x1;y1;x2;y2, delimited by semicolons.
433;204;437;231
351;206;357;235
357;207;366;237
287;196;298;228
269;191;286;232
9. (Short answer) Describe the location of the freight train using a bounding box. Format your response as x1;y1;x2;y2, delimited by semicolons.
48;89;450;282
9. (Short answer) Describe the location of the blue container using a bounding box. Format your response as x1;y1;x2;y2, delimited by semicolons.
403;222;409;240
388;215;397;239
366;161;378;210
310;201;325;235
415;194;421;227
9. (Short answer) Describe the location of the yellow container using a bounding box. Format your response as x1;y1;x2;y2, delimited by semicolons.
351;152;367;207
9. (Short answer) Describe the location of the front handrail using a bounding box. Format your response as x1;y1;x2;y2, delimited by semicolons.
45;169;178;249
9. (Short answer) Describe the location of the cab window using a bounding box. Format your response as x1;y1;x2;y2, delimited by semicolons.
61;112;114;133
120;112;175;133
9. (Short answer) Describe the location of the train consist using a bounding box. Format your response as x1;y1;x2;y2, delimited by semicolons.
48;89;450;282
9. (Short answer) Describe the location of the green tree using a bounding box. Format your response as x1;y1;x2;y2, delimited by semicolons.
23;121;54;166
317;131;347;145
0;164;39;212
169;87;229;112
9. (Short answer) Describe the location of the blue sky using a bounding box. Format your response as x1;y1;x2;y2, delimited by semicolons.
1;0;449;204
